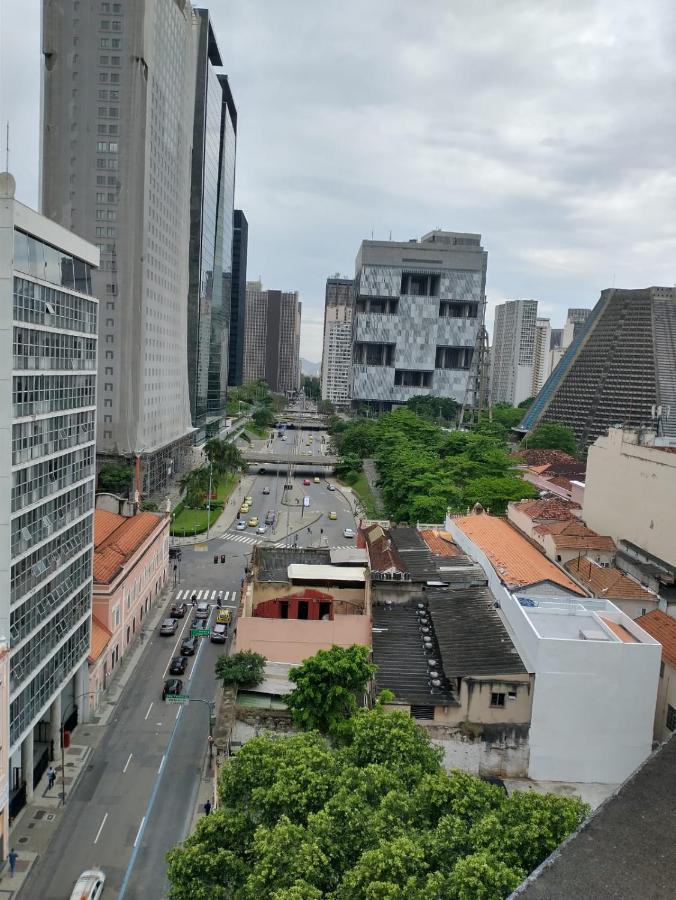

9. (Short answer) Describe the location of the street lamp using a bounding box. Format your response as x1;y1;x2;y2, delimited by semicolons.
206;462;213;541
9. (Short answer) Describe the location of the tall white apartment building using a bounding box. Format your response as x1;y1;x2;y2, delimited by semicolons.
321;277;353;408
490;299;538;406
0;173;99;816
532;317;551;396
40;0;197;494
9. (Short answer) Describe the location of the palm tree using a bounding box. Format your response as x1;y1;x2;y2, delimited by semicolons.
204;438;245;476
179;467;210;508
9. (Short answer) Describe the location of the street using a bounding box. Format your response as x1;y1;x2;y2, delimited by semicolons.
22;429;358;899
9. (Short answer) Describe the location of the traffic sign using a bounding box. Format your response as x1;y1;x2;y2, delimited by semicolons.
166;694;189;703
191;628;210;637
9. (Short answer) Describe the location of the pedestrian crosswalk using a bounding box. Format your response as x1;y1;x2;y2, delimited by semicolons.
173;588;238;606
226;533;260;545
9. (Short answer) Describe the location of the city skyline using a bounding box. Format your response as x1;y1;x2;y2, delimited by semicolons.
2;1;674;360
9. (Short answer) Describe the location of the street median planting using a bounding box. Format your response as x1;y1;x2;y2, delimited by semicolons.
170;472;237;536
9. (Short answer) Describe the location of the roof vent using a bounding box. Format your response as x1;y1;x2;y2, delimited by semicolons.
427;659;438;668
420;626;430;635
431;678;442;688
429;670;440;679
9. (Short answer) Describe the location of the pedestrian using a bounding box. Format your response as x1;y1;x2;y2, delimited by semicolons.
7;849;17;878
139;630;145;644
204;800;212;816
47;765;56;790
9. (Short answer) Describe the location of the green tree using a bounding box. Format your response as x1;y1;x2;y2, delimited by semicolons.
523;423;578;456
204;437;245;476
485;403;524;430
253;406;276;429
462;474;538;515
336;834;430;899
406;394;459;424
446;852;524;900
215;651;266;688
97;462;133;495
285;645;377;737
179;467;210;508
317;398;335;417
301;375;321;401
518;395;536;409
335;452;362;479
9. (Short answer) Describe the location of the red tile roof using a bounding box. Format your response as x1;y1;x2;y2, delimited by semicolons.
535;521;616;552
453;514;583;594
511;449;586;476
419;530;462;557
635;610;676;668
566;558;656;602
512;498;580;522
88;615;112;663
94;510;166;584
599;616;638;643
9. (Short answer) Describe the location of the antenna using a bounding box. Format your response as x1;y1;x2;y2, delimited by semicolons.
389;230;392;241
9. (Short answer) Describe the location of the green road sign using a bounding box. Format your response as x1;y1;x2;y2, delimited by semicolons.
191;628;210;637
166;694;189;703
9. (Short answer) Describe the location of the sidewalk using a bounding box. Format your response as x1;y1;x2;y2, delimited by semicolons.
3;590;172;897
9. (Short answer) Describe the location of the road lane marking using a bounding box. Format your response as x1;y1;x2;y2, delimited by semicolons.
196;589;204;599
94;812;108;844
144;702;153;721
157;755;166;775
176;706;182;720
162;614;191;678
176;590;184;600
133;816;146;848
123;753;133;773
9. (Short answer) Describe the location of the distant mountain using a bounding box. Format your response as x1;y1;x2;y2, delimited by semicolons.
301;358;321;377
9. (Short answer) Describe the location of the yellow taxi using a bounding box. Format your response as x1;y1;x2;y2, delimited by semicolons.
314;476;320;484
216;608;232;625
247;516;259;527
245;496;253;504
239;503;250;514
328;511;337;520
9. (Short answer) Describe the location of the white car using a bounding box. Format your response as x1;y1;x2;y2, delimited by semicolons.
262;486;271;495
343;527;355;539
256;523;268;534
70;870;106;900
236;520;246;531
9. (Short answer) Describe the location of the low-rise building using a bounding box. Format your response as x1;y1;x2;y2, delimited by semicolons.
235;547;371;664
508;498;581;541
511;449;586;504
635;611;676;743
448;510;661;784
566;558;659;620
532;520;616;566
89;510;169;705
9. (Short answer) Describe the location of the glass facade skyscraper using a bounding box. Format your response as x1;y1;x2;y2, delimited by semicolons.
228;210;249;387
188;11;237;432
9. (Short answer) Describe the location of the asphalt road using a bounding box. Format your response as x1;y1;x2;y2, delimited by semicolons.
24;429;358;899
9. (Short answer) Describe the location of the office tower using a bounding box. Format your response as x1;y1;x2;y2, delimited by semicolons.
519;287;676;450
321;276;353;408
350;231;486;412
548;308;591;376
41;0;197;493
187;10;237;435
228;210;248;387
532;317;551;397
0;173;99;815
243;283;302;395
490;299;538;406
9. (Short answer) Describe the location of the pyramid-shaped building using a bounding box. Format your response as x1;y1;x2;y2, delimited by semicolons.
518;287;676;451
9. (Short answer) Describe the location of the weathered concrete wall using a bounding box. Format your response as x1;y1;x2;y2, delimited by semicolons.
427;722;531;778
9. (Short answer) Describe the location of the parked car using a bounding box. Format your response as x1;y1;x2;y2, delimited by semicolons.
169;656;188;675
236;520;247;531
265;510;276;525
247;516;259;527
327;483;336;491
303;478;311;486
69;870;106;900
245;495;253;504
328;511;337;520
180;636;198;656
216;608;232;625
162;678;183;700
257;523;268;534
343;527;355;539
170;602;187;618
160;618;178;636
314;477;321;483
195;602;210;620
262;486;271;495
210;623;228;643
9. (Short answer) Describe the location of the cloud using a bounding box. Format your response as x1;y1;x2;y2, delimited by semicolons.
2;0;675;361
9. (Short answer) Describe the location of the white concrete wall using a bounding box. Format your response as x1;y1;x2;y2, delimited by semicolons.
430;728;530;778
584;428;676;569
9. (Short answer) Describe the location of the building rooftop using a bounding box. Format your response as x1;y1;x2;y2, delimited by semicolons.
255;546;331;582
419;530;463;556
511;449;586;477
287;564;366;584
635;610;676;668
514;736;676;900
566;558;657;603
452;514;584;595
361;524;404;573
88;616;112;663
511;498;580;523
93;510;166;584
534;520;616;552
329;547;368;566
514;594;654;643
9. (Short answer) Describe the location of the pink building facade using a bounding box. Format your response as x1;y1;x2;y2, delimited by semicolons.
88;511;169;705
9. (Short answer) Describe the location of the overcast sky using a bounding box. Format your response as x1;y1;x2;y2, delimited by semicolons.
1;1;675;361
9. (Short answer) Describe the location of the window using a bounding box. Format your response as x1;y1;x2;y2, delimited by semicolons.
112;603;120;628
439;300;479;318
105;367;113;375
667;704;676;732
353;342;395;367
111;39;120;49
401;272;440;297
110;73;120;83
491;692;506;708
508;689;518;700
99;72;108;82
100;38;110;48
104;429;112;437
111;56;120;65
394;369;433;388
435;346;474;370
99;55;109;65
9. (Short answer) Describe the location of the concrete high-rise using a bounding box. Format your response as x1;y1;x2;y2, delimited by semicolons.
532;317;551;397
0;173;99;815
321;276;353;408
350;231;486;412
41;0;197;493
228;210;248;387
243;283;301;395
187;10;237;436
519;287;676;450
490;299;538;407
548;308;591;376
